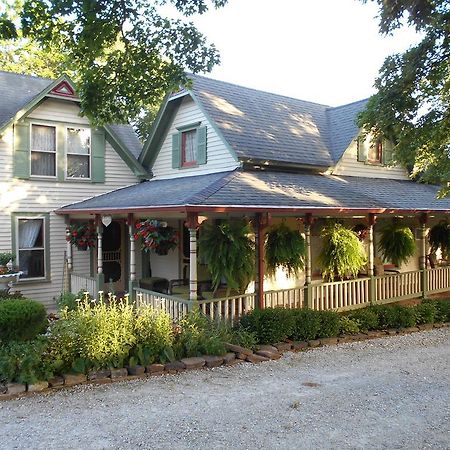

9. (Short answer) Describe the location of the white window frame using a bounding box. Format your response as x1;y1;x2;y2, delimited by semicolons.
30;122;57;179
65;126;92;180
15;215;48;281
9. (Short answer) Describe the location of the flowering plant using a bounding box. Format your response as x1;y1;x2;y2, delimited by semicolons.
0;252;16;275
134;220;178;255
67;223;97;250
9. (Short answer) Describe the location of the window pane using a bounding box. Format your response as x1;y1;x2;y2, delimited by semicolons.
18;249;45;278
31;151;56;176
182;130;197;163
18;219;43;249
32;125;55;152
67;128;90;155
67;155;90;178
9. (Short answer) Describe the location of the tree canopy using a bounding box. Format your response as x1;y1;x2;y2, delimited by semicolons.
359;0;450;196
0;0;228;138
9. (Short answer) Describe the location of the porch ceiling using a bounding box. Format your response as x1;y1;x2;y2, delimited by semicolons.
56;169;450;217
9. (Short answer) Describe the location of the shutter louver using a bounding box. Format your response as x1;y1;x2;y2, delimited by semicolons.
91;127;106;183
382;139;394;165
13;122;30;179
357;136;368;162
172;132;181;169
197;126;207;165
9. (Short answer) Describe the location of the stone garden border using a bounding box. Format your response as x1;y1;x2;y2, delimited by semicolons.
1;322;449;401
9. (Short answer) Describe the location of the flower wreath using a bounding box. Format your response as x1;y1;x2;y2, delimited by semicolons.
134;219;178;255
67;223;97;250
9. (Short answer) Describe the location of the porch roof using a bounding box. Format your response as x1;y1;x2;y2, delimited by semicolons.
56;169;450;215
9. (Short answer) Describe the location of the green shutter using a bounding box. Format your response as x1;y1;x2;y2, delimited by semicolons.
56;125;66;181
13;122;30;179
172;132;181;169
91;127;105;183
197;126;207;165
357;137;368;162
382;139;394;165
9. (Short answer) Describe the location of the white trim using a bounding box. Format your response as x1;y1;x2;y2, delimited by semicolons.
29;122;57;179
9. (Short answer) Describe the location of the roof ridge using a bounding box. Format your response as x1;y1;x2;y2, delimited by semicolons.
326;98;370;111
188;73;332;108
0;70;53;82
187;169;241;205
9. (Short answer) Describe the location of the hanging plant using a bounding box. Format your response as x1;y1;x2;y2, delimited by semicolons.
199;219;255;294
265;223;305;276
67;223;97;250
134;220;178;255
318;222;367;282
428;221;450;259
353;223;369;241
377;219;416;266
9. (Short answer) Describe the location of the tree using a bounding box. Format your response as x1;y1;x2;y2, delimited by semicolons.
0;0;228;136
358;0;450;196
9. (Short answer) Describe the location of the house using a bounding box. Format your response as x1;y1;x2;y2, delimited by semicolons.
0;70;148;308
0;72;450;319
57;74;450;319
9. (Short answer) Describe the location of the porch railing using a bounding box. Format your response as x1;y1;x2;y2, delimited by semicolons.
427;266;450;294
198;293;256;324
70;273;97;297
263;287;304;309
310;277;370;311
374;270;422;302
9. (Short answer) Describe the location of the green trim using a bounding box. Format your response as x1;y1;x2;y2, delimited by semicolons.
105;125;149;179
176;121;201;132
11;212;51;283
0;75;77;136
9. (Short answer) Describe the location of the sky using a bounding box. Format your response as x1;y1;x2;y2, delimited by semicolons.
168;0;422;106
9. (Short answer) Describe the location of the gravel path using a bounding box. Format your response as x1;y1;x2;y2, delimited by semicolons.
1;329;450;450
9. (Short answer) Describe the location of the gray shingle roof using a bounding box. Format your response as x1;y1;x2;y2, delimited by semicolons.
59;169;450;213
182;74;368;168
0;70;142;159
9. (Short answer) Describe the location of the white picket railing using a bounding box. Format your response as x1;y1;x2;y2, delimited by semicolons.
198;293;256;324
374;270;422;302
134;287;190;322
70;273;97;297
310;277;370;311
263;287;304;309
427;266;450;294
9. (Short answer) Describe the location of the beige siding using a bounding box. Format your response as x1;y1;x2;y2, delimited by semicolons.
331;139;409;179
152;96;239;179
0;98;139;308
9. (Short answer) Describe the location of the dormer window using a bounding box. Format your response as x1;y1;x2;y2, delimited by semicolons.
357;135;392;166
172;124;207;169
31;124;56;177
181;129;197;167
367;138;383;164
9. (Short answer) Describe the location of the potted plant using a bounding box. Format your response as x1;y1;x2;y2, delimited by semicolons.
134;220;178;255
428;220;450;260
377;219;416;267
318;223;367;281
67;223;97;250
265;223;305;277
199;219;255;295
0;252;22;291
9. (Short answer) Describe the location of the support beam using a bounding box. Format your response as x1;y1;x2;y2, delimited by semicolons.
65;226;73;271
128;213;137;301
95;215;104;295
304;213;313;308
368;213;377;304
419;213;428;299
255;213;269;309
185;212;199;305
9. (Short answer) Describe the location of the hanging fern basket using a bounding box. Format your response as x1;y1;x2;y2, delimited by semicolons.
428;221;450;259
265;223;305;277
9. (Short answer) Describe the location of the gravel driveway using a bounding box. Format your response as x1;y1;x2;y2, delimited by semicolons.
1;328;449;450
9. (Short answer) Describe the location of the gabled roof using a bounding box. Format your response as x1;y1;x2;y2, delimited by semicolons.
141;74;369;169
57;169;450;214
0;70;146;177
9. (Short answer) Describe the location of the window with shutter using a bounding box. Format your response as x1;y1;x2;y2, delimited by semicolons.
172;124;207;169
31;124;57;177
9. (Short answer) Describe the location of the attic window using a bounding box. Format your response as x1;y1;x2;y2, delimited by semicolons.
181;129;197;167
367;138;383;164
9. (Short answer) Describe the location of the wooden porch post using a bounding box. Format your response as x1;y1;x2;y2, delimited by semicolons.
419;213;428;299
254;213;268;309
186;212;199;306
304;213;313;308
368;213;376;303
65;220;73;294
128;213;137;302
95;215;104;295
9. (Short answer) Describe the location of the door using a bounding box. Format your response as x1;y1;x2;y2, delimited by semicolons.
102;220;126;293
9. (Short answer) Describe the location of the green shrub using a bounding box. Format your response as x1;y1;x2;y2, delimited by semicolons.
339;316;360;334
347;308;379;331
414;301;437;324
0;299;47;342
371;304;416;329
290;309;322;341
317;310;341;338
240;308;295;344
434;299;450;322
174;311;231;358
229;327;258;350
0;337;53;384
57;291;80;312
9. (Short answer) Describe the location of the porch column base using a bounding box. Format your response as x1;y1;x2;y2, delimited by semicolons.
304;284;313;309
369;276;376;304
96;273;104;297
128;280;138;303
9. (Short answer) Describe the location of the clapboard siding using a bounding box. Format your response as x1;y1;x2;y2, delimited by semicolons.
152;96;238;179
332;140;409;179
0;98;139;308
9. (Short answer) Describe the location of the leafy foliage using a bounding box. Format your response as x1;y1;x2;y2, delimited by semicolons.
0;0;228;130
428;221;450;258
346;308;379;332
317;223;367;281
370;304;417;329
359;0;450;193
377;220;416;266
290;308;322;341
339;316;361;335
199;219;255;293
0;299;47;342
134;220;178;255
265;223;305;277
